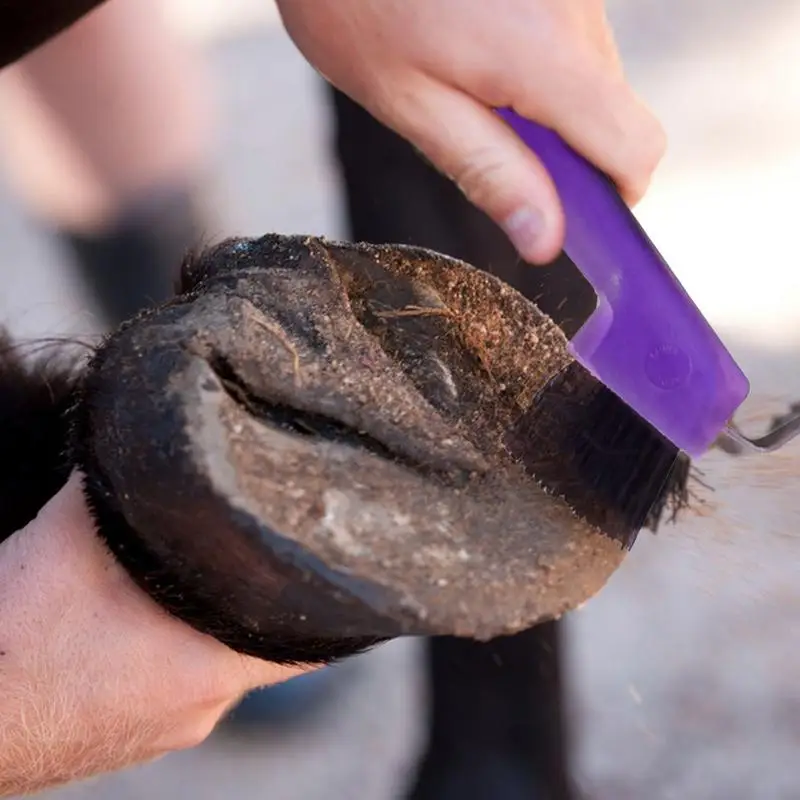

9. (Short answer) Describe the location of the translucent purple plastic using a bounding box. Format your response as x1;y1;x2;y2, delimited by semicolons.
498;109;749;457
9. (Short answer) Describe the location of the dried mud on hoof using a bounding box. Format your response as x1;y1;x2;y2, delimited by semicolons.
73;234;626;663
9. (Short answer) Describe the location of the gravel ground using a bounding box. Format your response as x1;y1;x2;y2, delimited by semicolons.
3;2;800;798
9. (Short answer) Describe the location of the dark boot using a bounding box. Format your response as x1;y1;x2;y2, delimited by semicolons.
56;183;207;329
329;86;597;800
409;627;573;800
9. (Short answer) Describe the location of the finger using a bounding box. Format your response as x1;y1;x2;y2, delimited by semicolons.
511;45;665;205
590;17;625;75
369;77;565;264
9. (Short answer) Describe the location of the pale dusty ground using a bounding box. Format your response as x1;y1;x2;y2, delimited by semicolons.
3;2;800;798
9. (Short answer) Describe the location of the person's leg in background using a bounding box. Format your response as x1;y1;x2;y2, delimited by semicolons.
410;630;573;800
0;0;213;329
0;0;348;729
330;86;597;800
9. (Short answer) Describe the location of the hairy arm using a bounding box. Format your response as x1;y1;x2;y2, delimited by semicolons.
0;472;306;797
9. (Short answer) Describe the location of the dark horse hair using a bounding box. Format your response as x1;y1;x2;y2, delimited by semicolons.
0;334;86;540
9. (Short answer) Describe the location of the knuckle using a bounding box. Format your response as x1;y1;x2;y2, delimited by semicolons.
168;704;231;752
638;116;667;172
452;148;510;210
190;658;245;711
617;108;667;200
359;70;423;130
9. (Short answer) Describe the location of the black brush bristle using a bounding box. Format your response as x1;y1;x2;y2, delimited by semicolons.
505;361;688;550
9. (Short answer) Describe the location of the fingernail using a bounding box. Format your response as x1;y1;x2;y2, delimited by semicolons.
501;206;546;261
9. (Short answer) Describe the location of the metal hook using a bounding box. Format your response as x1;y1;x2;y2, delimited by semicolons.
715;411;800;456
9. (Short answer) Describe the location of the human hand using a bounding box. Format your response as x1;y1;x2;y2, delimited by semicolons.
0;472;308;797
276;0;665;264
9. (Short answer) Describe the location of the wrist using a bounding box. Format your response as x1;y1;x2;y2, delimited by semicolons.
1;471;122;602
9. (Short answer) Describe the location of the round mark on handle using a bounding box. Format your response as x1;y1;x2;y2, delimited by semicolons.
645;343;692;390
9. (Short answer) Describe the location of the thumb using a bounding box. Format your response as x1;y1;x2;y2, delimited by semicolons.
369;79;565;265
238;652;318;693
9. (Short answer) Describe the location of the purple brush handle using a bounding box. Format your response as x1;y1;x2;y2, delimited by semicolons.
498;109;749;457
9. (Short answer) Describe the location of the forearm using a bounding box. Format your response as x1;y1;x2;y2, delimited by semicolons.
0;0;109;69
0;473;303;796
0;475;161;794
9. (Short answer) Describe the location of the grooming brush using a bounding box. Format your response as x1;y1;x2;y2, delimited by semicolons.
497;110;800;541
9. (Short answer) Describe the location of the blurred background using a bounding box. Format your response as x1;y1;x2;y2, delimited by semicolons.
3;0;800;797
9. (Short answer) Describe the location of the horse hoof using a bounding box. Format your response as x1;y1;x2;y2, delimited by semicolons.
73;234;627;663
